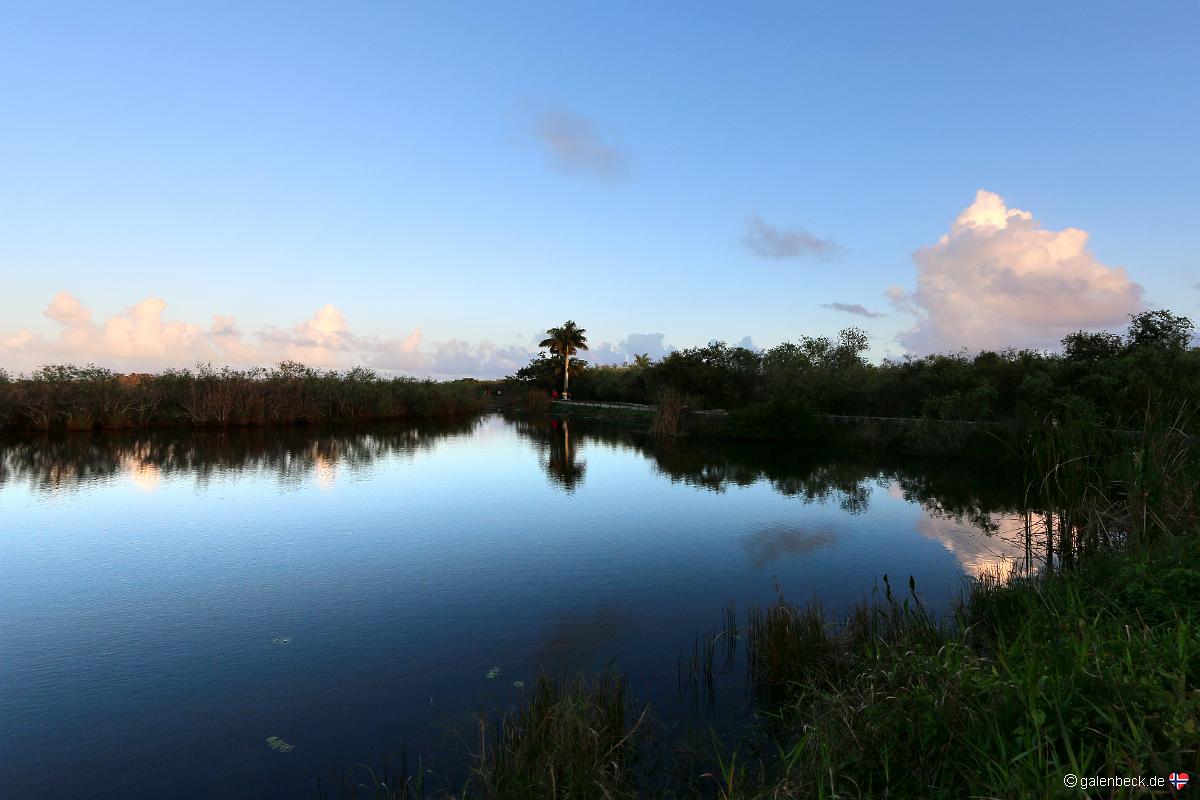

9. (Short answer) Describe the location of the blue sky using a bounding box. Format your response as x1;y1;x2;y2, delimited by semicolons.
2;1;1197;375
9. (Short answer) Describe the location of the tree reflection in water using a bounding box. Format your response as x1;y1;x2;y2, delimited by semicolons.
0;416;482;493
0;412;1039;574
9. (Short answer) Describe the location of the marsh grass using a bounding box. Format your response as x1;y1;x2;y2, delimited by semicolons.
650;386;687;436
678;602;740;714
651;533;1184;800
467;672;647;800
319;744;429;799
525;390;550;414
0;363;484;432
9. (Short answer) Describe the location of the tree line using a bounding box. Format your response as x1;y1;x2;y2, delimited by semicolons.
514;310;1199;433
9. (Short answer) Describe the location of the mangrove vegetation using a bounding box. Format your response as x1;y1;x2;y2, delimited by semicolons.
512;310;1199;443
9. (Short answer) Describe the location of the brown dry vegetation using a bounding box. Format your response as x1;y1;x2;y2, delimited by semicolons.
0;362;484;432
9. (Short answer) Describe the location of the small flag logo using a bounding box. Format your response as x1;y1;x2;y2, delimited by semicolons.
1169;772;1190;790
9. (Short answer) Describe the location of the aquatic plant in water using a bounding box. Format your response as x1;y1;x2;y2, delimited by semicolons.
266;736;294;753
486;666;501;679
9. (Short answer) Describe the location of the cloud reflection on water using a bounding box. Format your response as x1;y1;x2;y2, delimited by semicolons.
915;512;1031;580
743;524;839;567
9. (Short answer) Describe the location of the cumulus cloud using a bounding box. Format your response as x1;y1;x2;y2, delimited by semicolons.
1;292;538;378
408;339;534;378
533;108;629;181
370;329;425;372
619;332;671;360
742;213;841;261
588;332;674;365
893;190;1144;354
257;304;370;367
44;291;93;327
11;292;216;370
823;302;885;318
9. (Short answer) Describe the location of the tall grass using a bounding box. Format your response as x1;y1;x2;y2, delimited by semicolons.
525;389;550;414
1017;400;1198;568
468;672;646;800
725;538;1199;799
650;386;686;436
0;362;484;432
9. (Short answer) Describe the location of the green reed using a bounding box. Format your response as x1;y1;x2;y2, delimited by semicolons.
0;362;484;432
467;672;646;800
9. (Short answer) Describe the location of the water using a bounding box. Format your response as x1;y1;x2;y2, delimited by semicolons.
0;414;1031;797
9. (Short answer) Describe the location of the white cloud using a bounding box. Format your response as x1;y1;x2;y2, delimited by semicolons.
0;293;537;378
619;332;671;360
735;335;758;351
893;190;1144;353
588;332;673;365
370;329;426;372
407;339;535;378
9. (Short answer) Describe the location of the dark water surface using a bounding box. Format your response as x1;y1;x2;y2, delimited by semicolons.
0;414;1030;798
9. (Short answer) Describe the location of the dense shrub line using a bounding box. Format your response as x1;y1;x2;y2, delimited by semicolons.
0;362;484;431
512;310;1200;435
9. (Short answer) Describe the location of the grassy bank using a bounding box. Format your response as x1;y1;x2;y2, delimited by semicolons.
329;415;1197;799
0;363;484;431
729;537;1199;798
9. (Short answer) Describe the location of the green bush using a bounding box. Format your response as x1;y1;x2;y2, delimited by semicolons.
723;398;831;442
519;310;1200;440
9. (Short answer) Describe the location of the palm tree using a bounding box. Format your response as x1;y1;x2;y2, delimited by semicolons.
539;320;589;397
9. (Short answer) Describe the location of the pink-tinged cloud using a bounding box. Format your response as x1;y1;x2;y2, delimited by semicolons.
893;190;1144;354
43;291;93;327
17;293;216;368
1;293;537;378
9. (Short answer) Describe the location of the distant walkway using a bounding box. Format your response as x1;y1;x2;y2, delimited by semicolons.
551;400;654;412
548;400;726;418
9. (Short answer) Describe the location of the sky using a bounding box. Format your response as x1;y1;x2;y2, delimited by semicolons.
1;1;1197;377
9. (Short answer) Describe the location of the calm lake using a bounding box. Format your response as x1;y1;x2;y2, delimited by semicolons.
0;413;1032;798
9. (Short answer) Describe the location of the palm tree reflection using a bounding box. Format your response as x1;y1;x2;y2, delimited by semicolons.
545;418;586;492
